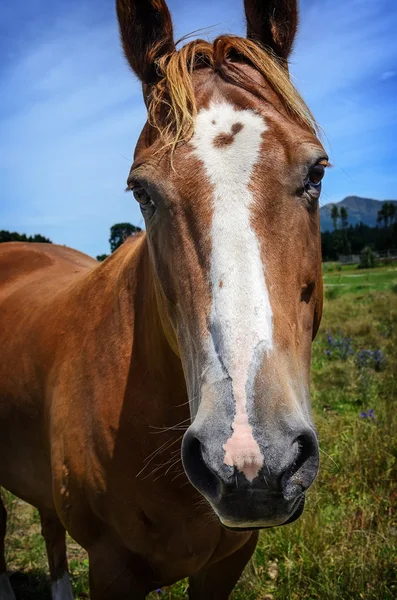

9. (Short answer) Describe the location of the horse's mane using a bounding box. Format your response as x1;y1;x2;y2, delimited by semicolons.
148;35;318;146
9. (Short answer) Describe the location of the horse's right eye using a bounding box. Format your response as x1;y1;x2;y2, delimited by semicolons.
131;184;156;219
132;185;152;206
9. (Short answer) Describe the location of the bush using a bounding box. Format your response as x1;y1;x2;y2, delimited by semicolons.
359;246;376;269
325;287;342;301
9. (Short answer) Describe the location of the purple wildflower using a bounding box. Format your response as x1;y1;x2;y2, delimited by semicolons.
325;332;354;360
360;409;375;421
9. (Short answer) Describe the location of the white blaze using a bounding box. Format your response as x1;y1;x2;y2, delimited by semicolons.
192;102;273;482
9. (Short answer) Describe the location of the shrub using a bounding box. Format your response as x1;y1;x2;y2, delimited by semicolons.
325;287;342;301
359;246;376;269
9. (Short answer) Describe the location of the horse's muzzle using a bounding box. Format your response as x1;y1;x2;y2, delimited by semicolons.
181;425;318;529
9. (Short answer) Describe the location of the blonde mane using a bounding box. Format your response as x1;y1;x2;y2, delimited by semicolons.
147;35;318;146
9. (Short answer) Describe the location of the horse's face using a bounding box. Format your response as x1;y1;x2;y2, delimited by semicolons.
118;0;325;529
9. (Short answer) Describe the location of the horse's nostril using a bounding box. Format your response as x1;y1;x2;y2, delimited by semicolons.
293;433;317;474
281;431;319;501
181;430;221;502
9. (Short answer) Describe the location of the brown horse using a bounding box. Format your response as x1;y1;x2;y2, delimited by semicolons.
0;0;327;598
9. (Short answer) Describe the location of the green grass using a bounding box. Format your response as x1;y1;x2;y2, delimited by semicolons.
3;264;397;599
323;262;397;298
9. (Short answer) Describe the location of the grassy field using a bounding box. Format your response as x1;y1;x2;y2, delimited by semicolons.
323;262;397;297
2;263;397;599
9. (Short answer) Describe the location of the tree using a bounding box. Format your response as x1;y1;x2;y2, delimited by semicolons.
378;202;397;228
29;233;52;243
109;223;142;253
340;206;348;229
96;254;109;262
390;202;397;223
383;204;389;228
376;207;384;227
321;219;397;261
331;205;339;230
385;202;397;225
0;230;52;244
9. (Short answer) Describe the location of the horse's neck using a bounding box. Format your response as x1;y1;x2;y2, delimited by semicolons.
125;236;177;365
109;235;187;403
65;237;190;501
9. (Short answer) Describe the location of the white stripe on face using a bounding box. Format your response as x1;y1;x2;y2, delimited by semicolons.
192;102;273;482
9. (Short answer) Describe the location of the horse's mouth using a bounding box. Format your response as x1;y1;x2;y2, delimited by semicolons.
219;494;306;532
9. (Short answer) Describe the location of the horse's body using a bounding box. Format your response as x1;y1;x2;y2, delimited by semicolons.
0;240;254;598
0;1;328;598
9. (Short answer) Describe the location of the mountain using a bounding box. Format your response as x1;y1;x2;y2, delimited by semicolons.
320;196;397;231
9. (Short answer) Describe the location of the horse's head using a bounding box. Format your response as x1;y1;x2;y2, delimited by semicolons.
117;0;326;529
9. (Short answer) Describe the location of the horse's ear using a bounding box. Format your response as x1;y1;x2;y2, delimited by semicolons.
116;0;175;85
244;0;298;62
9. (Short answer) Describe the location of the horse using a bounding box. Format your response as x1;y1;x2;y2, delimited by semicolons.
0;0;327;598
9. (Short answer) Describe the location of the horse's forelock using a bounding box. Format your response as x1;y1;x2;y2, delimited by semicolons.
146;35;318;147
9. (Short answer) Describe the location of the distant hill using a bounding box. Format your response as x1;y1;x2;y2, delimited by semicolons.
320;196;397;231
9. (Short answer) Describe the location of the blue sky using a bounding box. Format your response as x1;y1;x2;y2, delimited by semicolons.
1;0;397;257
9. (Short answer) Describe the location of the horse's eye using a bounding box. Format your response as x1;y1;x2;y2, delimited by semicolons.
132;185;152;206
307;163;325;187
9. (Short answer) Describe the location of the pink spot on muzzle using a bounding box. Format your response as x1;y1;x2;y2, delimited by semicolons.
223;389;264;482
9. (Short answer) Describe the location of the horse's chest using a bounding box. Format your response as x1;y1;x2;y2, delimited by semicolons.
148;529;215;583
108;497;223;581
135;510;220;579
142;514;249;585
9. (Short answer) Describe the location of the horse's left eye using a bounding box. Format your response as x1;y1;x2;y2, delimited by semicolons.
307;163;325;187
